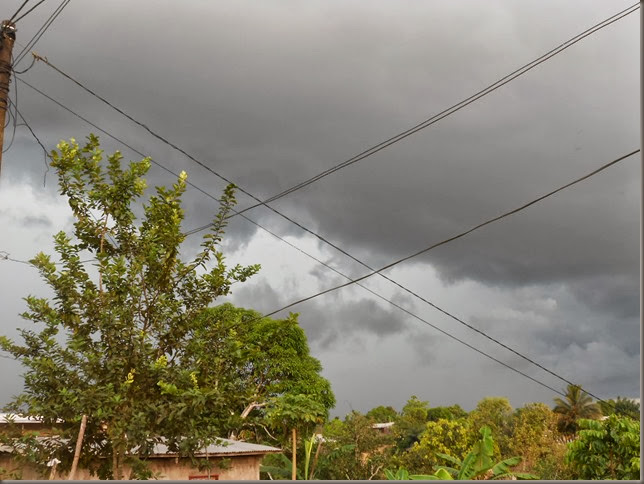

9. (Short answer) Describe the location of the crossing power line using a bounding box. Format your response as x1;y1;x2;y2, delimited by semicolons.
16;73;618;400
256;150;639;322
10;6;635;405
12;80;576;401
8;1;31;24
13;4;639;400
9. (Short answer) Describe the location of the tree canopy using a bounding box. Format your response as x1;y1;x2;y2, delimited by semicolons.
0;136;264;478
182;304;334;442
565;415;640;479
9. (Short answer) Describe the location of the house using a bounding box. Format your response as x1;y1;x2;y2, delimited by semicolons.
0;414;281;480
0;412;64;436
371;421;395;434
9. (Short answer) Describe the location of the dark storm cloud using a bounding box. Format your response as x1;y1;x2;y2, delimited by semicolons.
8;0;637;295
1;0;638;411
569;273;639;321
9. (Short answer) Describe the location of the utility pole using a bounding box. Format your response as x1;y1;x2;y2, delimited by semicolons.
68;414;88;480
0;19;15;177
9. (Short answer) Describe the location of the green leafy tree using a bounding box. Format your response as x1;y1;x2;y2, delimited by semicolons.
553;384;601;434
565;415;640;479
0;136;261;479
426;405;467;422
366;405;398;422
264;393;328;479
388;427;538;480
316;411;395;480
467;397;513;458
396;418;471;475
394;396;430;451
507;403;562;475
182;303;334;441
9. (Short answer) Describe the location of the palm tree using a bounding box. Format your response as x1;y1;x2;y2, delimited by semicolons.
599;396;640;420
553;384;601;434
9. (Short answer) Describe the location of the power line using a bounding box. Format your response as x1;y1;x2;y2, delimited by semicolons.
12;0;47;24
17;12;633;404
13;77;574;401
27;3;639;237
8;1;31;24
17;65;627;406
14;0;71;66
21;6;639;392
13;102;50;184
226;3;641;218
215;151;639;410
257;150;638;321
229;151;641;408
3;62;21;154
18;49;637;403
0;251;95;265
3;98;19;153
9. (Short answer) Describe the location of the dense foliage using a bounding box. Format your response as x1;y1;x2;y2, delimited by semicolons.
0;136;333;479
565;415;640;479
0;136;637;482
271;388;637;481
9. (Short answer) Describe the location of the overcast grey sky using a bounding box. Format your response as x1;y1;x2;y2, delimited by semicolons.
0;0;639;417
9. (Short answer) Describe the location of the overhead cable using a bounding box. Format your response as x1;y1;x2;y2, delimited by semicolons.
13;103;50;183
11;0;47;24
18;53;632;404
14;0;71;66
256;150;639;322
22;37;641;403
8;1;31;24
0;251;94;265
27;3;639;234
14;77;574;400
228;3;641;216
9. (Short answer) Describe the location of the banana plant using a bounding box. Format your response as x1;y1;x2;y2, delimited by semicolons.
432;426;538;480
384;468;436;480
386;427;538;480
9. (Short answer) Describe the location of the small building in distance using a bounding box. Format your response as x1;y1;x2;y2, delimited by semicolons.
0;412;64;436
0;414;281;480
371;422;395;434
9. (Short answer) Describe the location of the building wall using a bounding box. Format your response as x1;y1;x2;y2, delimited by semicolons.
0;454;265;480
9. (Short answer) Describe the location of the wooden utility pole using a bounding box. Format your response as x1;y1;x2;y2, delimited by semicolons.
0;20;15;176
68;414;88;480
291;427;297;480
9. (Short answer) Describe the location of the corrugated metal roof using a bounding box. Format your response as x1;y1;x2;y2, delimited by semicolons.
371;422;395;429
0;413;44;424
151;438;281;457
0;413;63;424
1;435;280;457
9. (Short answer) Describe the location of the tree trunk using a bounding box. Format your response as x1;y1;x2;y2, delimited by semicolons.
291;427;297;480
309;439;323;480
112;444;123;480
112;450;119;480
68;414;87;480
